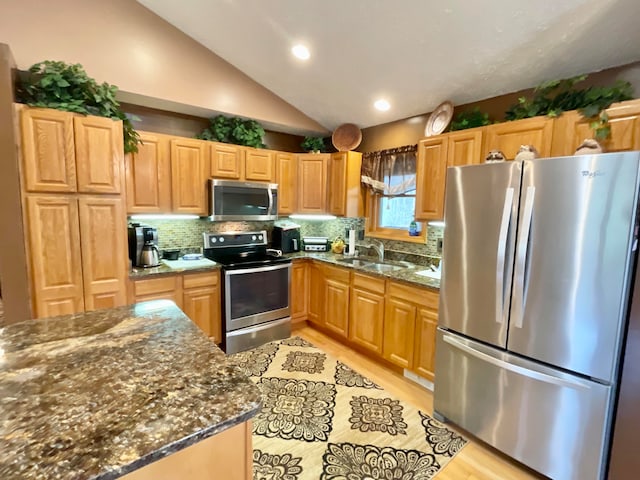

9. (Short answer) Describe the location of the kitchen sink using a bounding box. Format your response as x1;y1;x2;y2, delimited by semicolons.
365;263;405;272
336;257;416;272
335;258;374;267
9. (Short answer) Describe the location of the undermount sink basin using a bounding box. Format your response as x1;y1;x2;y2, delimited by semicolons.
335;258;374;267
364;263;405;272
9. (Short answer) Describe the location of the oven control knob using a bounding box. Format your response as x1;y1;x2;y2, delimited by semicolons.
219;237;224;243
210;238;217;243
252;235;257;241
258;235;263;240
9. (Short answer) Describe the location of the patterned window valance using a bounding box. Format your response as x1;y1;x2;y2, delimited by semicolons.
360;144;417;196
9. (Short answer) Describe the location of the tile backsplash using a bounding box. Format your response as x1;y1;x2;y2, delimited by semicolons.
136;217;443;264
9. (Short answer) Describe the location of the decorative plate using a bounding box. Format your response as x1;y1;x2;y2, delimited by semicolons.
332;123;362;151
424;101;454;136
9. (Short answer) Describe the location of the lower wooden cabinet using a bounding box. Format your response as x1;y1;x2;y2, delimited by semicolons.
349;273;385;354
131;270;221;342
413;307;438;381
324;277;350;338
291;260;309;323
383;296;417;369
307;261;325;325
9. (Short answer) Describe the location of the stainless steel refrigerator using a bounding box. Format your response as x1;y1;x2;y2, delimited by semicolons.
433;152;640;480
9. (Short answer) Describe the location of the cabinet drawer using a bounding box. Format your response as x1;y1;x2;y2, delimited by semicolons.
352;272;385;294
387;281;439;310
322;263;351;283
134;275;180;297
183;271;219;289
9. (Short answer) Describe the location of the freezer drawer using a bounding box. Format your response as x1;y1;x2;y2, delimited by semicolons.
434;329;612;480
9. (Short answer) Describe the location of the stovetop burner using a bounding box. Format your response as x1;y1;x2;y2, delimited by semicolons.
202;230;291;269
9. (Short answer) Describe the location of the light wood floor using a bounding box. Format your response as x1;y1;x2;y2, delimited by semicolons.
294;325;543;480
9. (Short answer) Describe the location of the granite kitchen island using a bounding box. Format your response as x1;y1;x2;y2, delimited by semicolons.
0;301;261;480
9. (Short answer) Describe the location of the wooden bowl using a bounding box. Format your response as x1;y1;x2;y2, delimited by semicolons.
332;123;362;151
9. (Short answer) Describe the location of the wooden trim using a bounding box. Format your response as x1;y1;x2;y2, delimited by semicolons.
364;189;427;243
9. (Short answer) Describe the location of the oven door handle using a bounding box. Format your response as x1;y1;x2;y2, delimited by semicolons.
224;263;291;276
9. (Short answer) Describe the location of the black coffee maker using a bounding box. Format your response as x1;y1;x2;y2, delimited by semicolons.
128;224;160;267
272;225;301;253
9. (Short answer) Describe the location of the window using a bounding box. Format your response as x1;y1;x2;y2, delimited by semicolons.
362;145;425;242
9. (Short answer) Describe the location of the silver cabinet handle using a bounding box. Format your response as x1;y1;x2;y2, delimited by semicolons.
512;186;535;328
495;188;514;324
442;334;591;390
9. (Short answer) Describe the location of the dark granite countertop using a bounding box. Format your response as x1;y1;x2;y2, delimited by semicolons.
0;301;261;480
129;260;221;279
285;252;441;290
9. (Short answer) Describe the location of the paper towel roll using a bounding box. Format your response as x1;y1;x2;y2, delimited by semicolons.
348;229;356;256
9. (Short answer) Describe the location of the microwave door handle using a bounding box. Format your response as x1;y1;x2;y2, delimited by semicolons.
267;187;274;215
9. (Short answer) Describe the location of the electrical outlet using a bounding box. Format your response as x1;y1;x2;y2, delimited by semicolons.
437;238;443;253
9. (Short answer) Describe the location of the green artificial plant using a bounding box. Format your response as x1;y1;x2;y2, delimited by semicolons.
505;75;633;140
197;115;266;148
16;61;141;153
301;136;326;153
449;107;491;131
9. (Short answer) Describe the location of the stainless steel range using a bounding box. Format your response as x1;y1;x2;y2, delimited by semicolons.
203;230;291;354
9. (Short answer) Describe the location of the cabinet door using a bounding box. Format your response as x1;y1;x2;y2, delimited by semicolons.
20;108;77;193
171;138;207;214
78;196;128;311
349;287;385;354
245;148;275;182
276;152;297;215
125;132;171;213
325;278;350;338
133;275;183;309
412;307;438;381
551;100;640;156
297;154;329;213
448;128;484;167
291;260;309;323
74;116;123;194
25;195;85;317
383;297;417;369
415;137;448;221
308;262;325;325
210;142;243;179
183;286;220;341
328;152;348;216
484;116;553;159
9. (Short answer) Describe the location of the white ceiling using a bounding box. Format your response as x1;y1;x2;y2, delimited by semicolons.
138;0;640;132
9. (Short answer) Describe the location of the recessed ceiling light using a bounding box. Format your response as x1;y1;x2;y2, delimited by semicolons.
291;45;310;60
374;99;390;111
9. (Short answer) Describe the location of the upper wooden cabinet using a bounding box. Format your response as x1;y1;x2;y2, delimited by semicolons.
125;131;171;214
74;116;123;194
448;128;484;167
551;99;640;156
245;148;275;182
20;107;124;194
484;116;554;159
297;153;329;214
415;137;448;221
78;196;128;311
276;152;297;215
171;138;208;215
328;151;363;217
20;107;77;193
210;143;243;179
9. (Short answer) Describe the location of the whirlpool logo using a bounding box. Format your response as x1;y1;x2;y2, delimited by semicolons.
581;170;605;178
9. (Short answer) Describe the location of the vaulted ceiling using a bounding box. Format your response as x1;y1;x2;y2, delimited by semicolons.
138;0;640;131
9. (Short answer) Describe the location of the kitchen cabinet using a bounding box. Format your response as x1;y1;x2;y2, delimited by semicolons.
244;148;275;182
25;195;85;317
484;116;554;159
183;271;221;342
551;99;640;156
132;275;183;308
349;273;385;354
383;295;417;369
20;107;123;194
413;306;438;382
415;128;485;221
307;261;325;325
78;196;128;311
328;151;363;217
297;153;329;214
323;264;351;338
125;131;172;214
210;142;243;179
291;260;309;324
276;152;297;215
171;138;208;215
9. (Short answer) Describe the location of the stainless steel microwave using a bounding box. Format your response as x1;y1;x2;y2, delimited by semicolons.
209;179;278;220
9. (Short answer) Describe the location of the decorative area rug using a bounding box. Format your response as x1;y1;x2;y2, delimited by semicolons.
229;337;467;479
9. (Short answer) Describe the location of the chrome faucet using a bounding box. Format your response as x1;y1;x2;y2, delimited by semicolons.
361;239;384;262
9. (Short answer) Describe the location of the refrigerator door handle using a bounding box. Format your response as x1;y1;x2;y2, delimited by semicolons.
442;333;592;390
495;187;514;324
512;186;535;328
